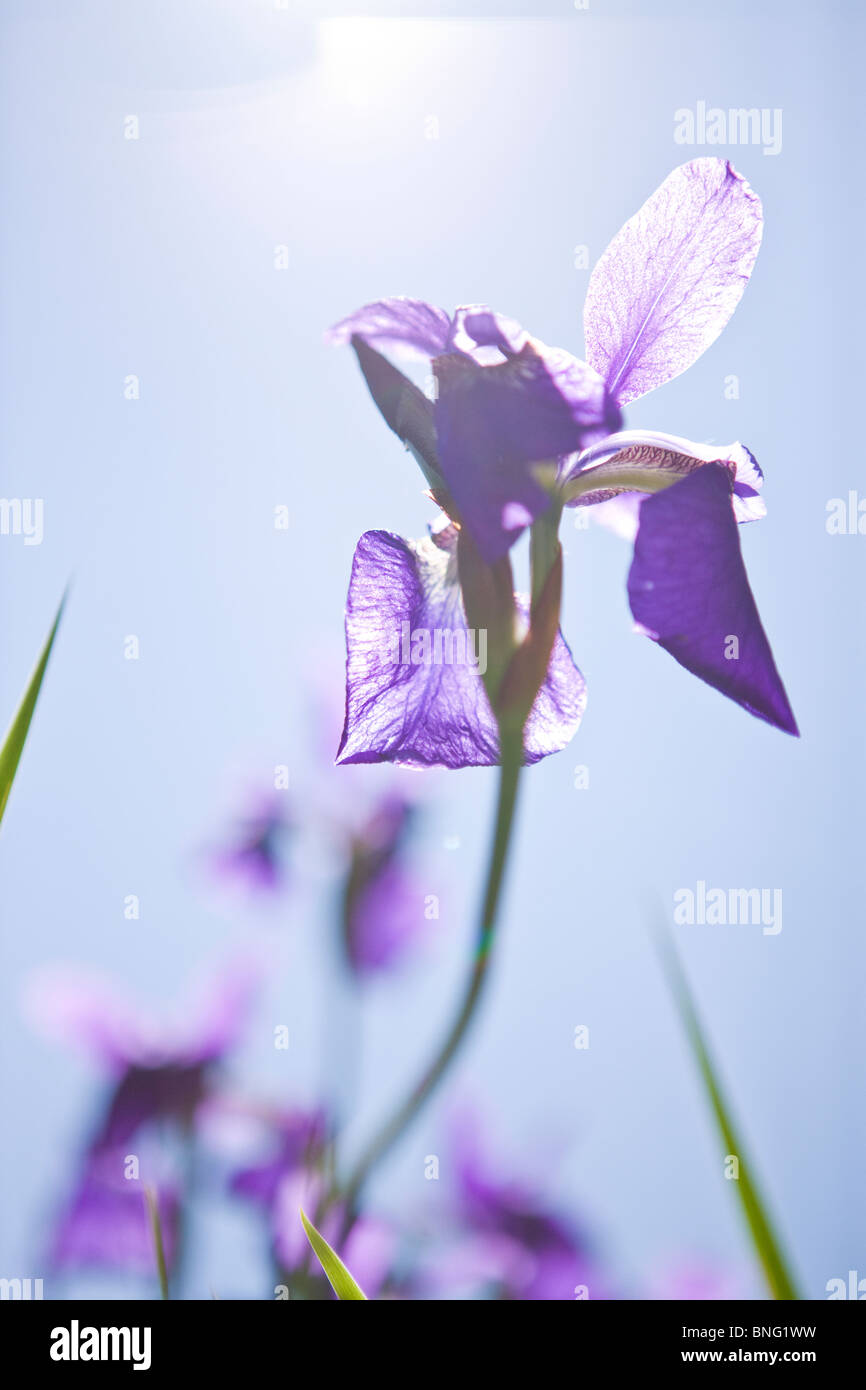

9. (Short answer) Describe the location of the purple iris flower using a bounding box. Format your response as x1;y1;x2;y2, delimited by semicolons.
329;158;797;765
421;1118;607;1301
28;959;260;1140
28;958;259;1276
230;1107;395;1298
328;302;621;564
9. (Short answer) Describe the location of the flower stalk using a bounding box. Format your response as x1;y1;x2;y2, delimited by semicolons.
340;724;524;1218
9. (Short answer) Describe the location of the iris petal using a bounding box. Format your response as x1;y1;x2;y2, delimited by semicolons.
338;528;586;768
563;429;765;528
584;159;763;405
433;337;619;563
627;464;798;735
326;296;451;359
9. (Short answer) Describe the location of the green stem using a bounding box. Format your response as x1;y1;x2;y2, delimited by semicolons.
530;499;562;606
143;1186;170;1301
339;730;524;1217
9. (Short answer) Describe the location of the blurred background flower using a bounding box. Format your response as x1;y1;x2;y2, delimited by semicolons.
414;1114;612;1301
25;957;260;1285
208;792;292;897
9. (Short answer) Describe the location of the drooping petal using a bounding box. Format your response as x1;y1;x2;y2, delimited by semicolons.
584;159;763;405
96;1062;212;1148
563;429;765;525
627;464;798;735
337;527;586;768
433;328;619;562
326;297;451;359
348;337;451;509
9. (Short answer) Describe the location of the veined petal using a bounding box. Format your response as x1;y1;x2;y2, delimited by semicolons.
584;159;763;405
338;528;586;769
326;296;451;359
627;464;798;735
433;337;619;563
564;429;765;525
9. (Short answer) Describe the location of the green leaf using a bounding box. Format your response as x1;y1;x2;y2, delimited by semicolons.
0;593;66;829
656;923;800;1300
299;1208;367;1300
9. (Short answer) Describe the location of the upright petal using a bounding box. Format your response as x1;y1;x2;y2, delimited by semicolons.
445;304;532;363
326;297;451;359
584;159;763;405
337;527;586;768
627;464;798;735
434;334;618;562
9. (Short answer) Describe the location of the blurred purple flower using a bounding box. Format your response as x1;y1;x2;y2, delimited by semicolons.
273;1171;395;1298
28;957;260;1141
52;1149;180;1276
28;957;259;1277
421;1119;608;1301
210;793;291;894
230;1107;396;1298
231;1107;329;1209
339;793;428;975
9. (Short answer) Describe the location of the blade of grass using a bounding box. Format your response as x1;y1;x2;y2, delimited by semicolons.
656;922;800;1300
299;1208;367;1300
0;592;66;829
143;1186;170;1300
